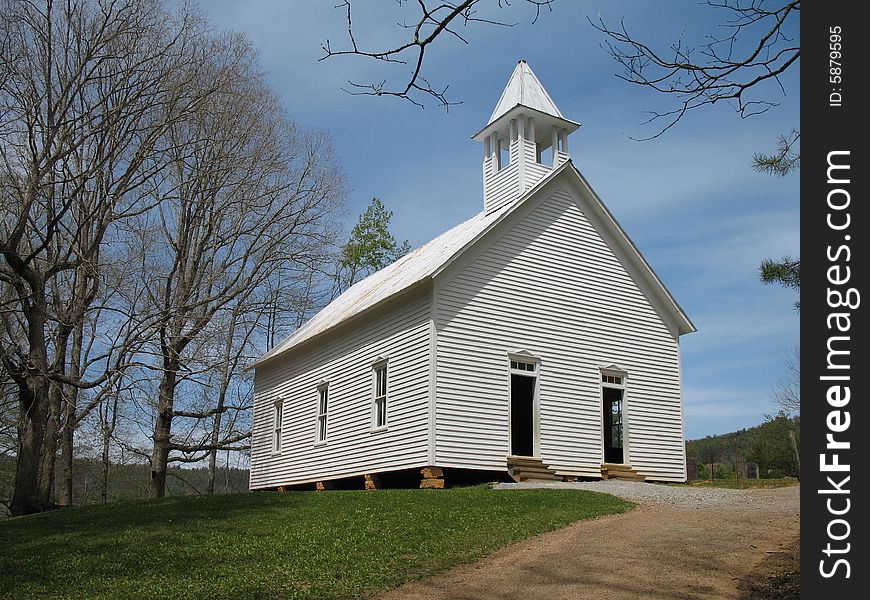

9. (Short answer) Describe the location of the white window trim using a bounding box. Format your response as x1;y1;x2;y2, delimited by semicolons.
272;400;283;455
599;367;630;466
315;382;329;445
506;352;541;458
371;359;389;432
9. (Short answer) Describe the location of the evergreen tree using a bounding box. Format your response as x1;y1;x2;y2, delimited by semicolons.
335;198;411;294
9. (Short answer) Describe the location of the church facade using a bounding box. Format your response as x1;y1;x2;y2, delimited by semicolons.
249;61;695;489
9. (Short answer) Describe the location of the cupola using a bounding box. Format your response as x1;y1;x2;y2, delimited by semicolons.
472;61;580;214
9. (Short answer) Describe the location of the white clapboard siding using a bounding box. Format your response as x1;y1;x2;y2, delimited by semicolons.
483;159;520;214
524;140;551;189
249;288;431;489
434;185;686;482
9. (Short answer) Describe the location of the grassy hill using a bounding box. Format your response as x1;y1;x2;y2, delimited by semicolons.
0;486;631;599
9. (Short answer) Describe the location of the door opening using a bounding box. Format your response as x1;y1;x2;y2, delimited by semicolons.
510;374;535;456
603;386;624;464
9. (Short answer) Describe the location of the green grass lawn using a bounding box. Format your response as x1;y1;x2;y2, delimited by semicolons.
688;477;798;490
0;486;632;599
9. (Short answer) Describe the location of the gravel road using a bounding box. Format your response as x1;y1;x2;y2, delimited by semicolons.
493;479;800;512
380;482;800;600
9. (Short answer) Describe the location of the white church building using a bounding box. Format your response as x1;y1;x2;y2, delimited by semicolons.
249;61;695;489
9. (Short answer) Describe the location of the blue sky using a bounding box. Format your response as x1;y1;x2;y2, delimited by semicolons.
203;1;800;439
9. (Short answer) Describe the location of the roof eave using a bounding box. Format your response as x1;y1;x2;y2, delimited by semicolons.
563;162;696;337
431;161;695;338
249;279;434;370
432;161;573;278
471;105;581;142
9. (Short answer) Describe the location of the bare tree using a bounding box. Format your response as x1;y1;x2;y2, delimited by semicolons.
136;46;345;498
204;303;258;494
590;1;800;139
0;0;233;515
321;0;554;108
772;346;799;415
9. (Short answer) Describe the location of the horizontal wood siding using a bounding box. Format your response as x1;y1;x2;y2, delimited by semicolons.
435;186;686;481
250;289;431;489
483;159;520;214
524;141;550;189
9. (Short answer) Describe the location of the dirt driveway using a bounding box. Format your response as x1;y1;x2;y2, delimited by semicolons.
378;481;800;600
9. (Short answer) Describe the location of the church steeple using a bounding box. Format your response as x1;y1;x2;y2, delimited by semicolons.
472;61;580;214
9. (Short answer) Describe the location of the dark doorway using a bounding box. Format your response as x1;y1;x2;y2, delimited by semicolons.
603;386;624;464
510;374;535;456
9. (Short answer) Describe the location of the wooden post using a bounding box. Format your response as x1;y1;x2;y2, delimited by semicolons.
788;429;800;481
363;474;380;491
420;466;445;489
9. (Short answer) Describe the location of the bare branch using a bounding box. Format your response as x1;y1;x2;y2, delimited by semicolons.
590;1;800;138
321;0;553;108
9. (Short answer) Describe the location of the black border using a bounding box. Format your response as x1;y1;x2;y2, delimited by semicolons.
801;1;867;595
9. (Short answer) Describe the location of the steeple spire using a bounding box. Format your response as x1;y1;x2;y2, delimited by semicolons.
472;61;580;214
488;60;564;125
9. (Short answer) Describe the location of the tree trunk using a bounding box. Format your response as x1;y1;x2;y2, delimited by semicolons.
58;405;76;506
148;367;177;499
11;380;50;515
100;394;118;504
58;318;85;506
37;380;63;506
37;318;74;507
207;314;237;494
11;299;53;516
788;429;800;481
206;444;219;495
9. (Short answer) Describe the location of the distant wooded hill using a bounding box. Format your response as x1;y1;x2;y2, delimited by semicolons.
1;456;249;515
686;414;800;480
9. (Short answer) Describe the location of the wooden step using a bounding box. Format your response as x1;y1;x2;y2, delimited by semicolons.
600;464;646;482
507;456;561;483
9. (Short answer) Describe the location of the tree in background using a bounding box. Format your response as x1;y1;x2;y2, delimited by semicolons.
759;256;800;309
0;0;346;512
136;45;344;499
0;0;226;515
772;347;799;416
334;198;411;296
753;130;800;177
754;130;800;310
746;413;799;478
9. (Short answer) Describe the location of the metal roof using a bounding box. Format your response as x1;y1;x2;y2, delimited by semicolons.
254;202;509;365
253;162;695;368
488;60;564;125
